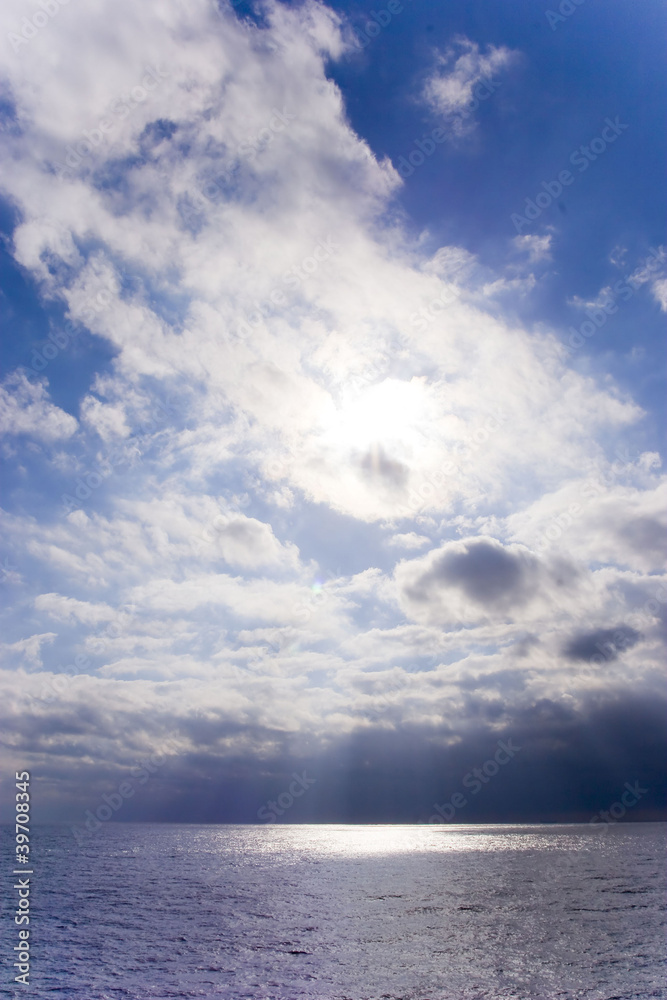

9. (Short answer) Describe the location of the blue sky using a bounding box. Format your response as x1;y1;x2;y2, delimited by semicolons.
0;0;665;825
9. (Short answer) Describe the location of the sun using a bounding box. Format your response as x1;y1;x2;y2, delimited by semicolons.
319;377;429;456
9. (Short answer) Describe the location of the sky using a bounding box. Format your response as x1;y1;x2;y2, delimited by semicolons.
0;0;665;828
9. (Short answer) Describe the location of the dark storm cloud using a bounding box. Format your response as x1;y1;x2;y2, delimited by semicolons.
396;537;583;626
21;688;667;826
173;692;666;825
435;540;525;601
562;625;641;663
403;537;539;609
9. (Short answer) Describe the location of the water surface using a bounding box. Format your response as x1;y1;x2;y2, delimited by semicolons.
3;823;665;999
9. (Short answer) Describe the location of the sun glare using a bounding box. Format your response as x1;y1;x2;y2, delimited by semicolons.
320;378;428;455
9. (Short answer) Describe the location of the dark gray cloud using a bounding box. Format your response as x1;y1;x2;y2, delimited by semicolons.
156;692;666;824
404;538;538;609
563;625;641;663
10;689;665;826
396;537;584;626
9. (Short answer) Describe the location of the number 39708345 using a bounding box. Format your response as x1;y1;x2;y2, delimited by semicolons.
15;772;30;862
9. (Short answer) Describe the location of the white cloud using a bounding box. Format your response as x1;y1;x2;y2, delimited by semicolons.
422;36;519;133
506;474;667;574
196;512;302;571
0;372;77;441
34;593;117;626
512;233;553;263
609;245;628;268
0;632;57;668
568;287;615;311
80;396;131;441
387;532;431;550
626;247;665;289
651;277;667;312
568;247;666;316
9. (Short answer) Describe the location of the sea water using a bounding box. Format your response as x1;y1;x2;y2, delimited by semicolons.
2;823;665;999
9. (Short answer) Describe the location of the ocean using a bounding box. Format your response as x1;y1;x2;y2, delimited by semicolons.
3;823;665;1000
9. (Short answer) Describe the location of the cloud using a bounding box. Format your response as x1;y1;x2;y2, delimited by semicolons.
0;372;77;441
408;539;532;604
568;287;615;311
198;513;302;570
386;532;431;550
651;276;667;312
0;5;643;530
609;245;628;268
359;445;409;490
422;36;519;133
396;537;580;626
512;233;552;263
562;626;641;663
0;632;57;669
505;474;667;574
568;246;666;316
80;396;131;441
626;247;666;290
2;670;664;823
34;593;117;626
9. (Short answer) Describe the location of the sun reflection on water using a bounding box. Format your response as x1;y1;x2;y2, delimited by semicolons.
217;824;590;860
